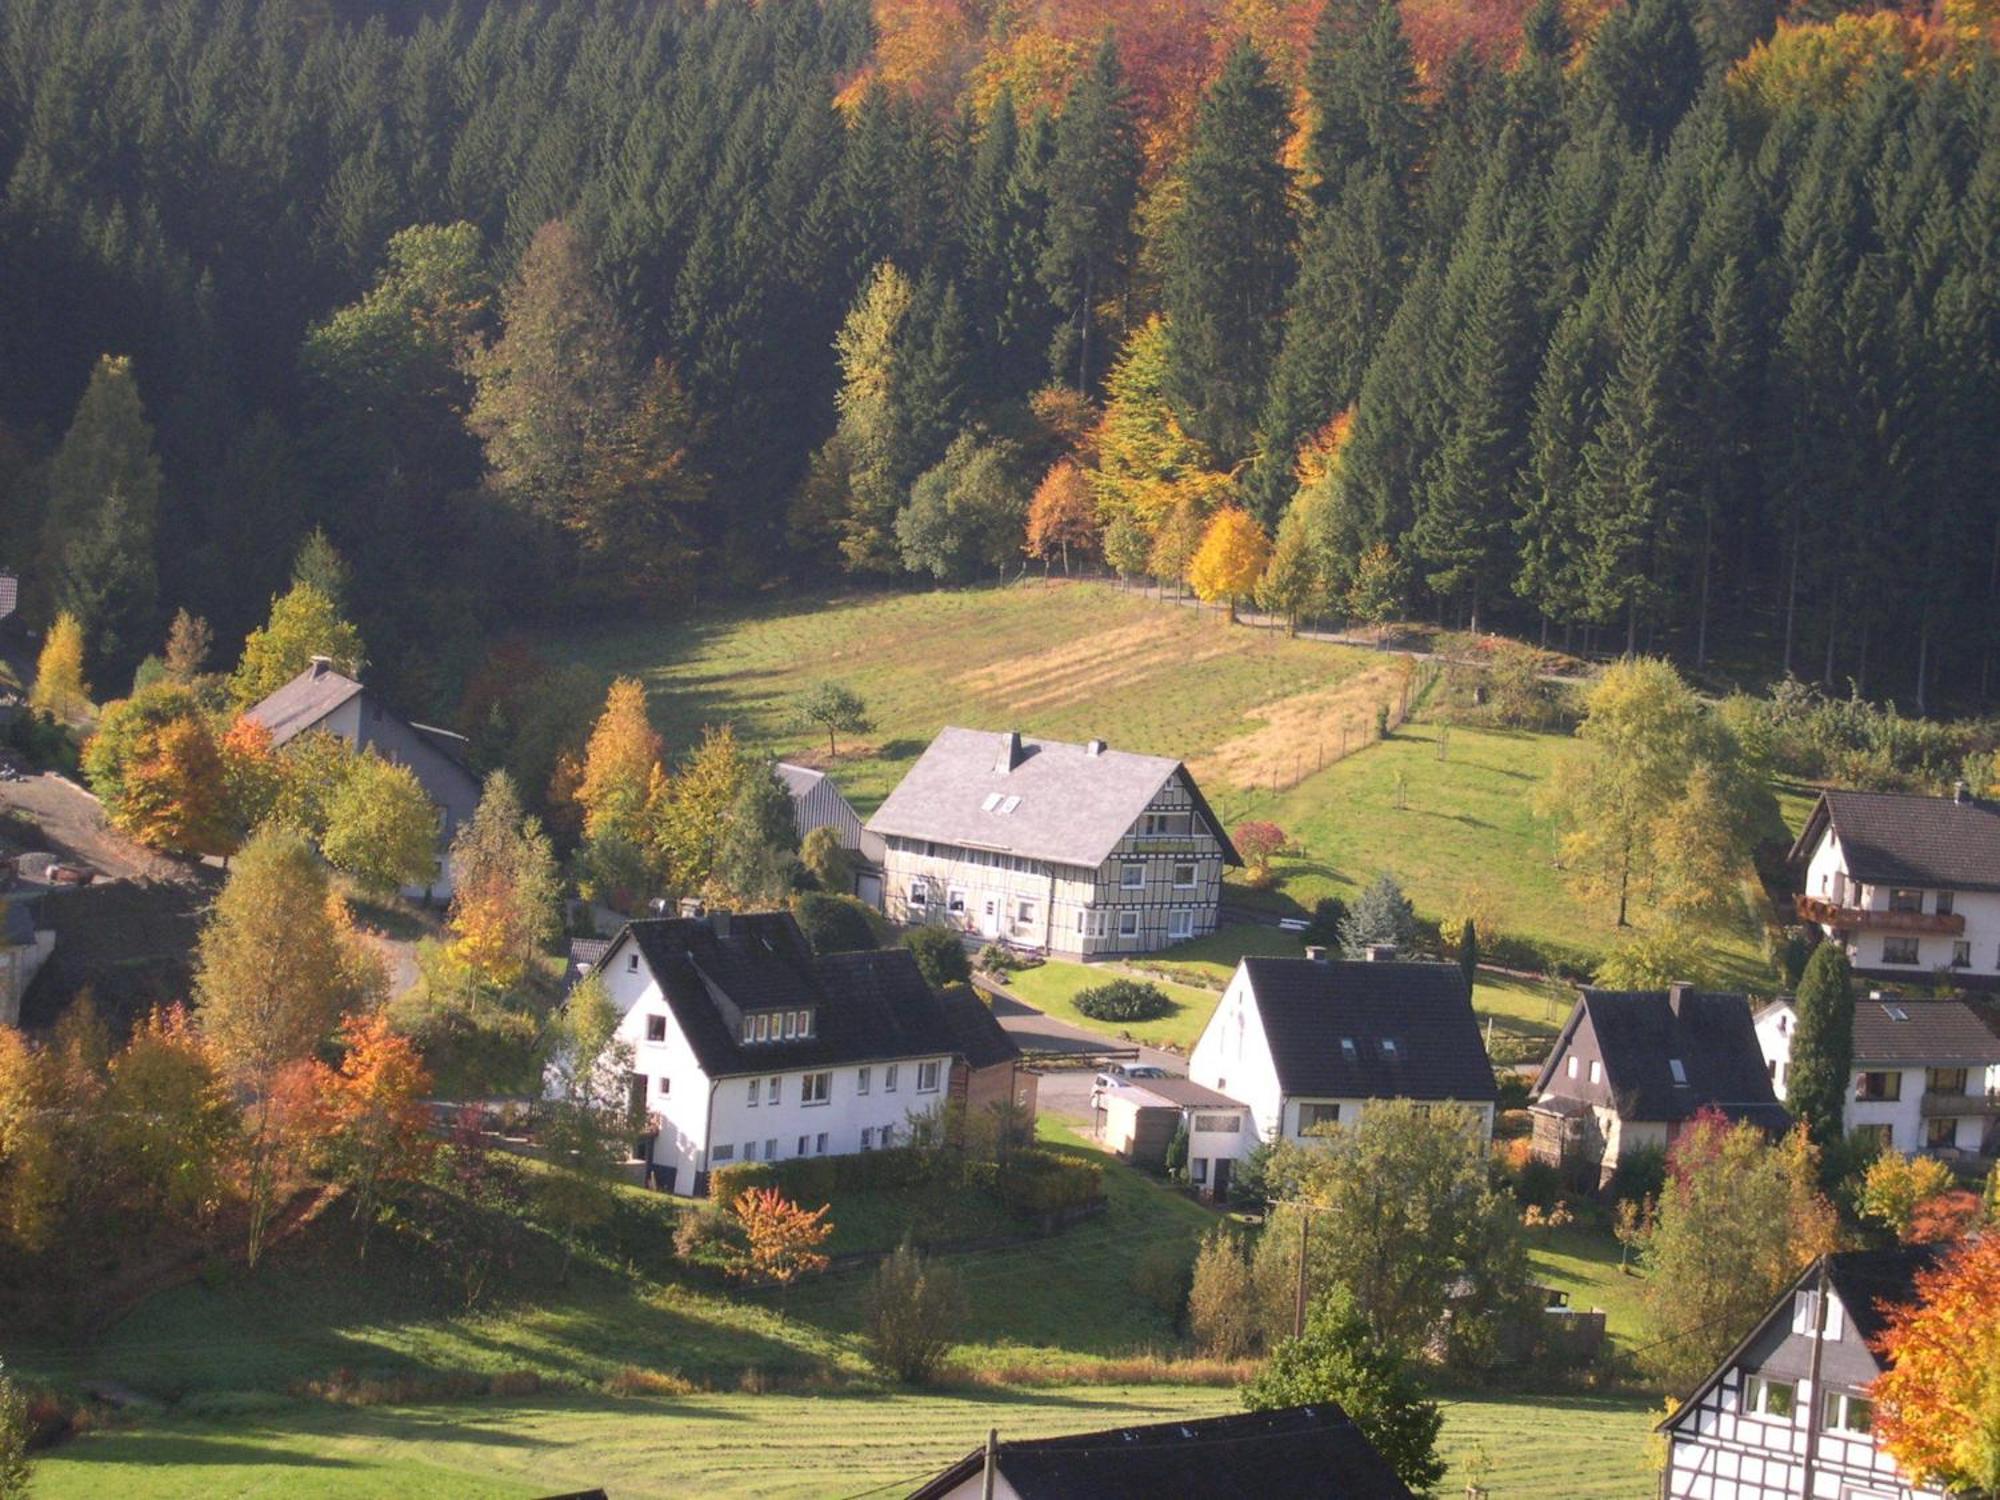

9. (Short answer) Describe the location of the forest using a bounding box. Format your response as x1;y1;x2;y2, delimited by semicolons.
1;0;1997;718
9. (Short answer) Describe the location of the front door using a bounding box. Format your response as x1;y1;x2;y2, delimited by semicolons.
981;897;1000;939
1211;1157;1232;1205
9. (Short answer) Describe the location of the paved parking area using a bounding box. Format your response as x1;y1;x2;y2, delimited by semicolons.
982;984;1187;1122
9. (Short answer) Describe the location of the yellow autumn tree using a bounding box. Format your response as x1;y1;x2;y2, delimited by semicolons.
575;677;663;846
28;610;91;720
1188;507;1271;622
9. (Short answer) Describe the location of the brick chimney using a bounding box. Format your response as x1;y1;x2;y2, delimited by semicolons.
1304;944;1330;963
994;729;1025;773
1955;779;1973;805
677;896;706;920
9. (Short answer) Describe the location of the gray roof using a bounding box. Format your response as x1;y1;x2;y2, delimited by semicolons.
1239;957;1498;1103
1536;989;1791;1128
773;762;825;799
1792;788;2000;892
1125;1077;1246;1110
0;571;16;622
242;660;364;745
1824;995;2000;1066
865;727;1239;869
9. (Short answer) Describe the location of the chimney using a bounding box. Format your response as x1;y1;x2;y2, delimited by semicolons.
677;896;706;921
309;654;333;679
1667;981;1692;1017
1955;779;1973;806
994;729;1025;774
1085;738;1107;757
1364;943;1397;962
708;908;732;940
1304;944;1330;963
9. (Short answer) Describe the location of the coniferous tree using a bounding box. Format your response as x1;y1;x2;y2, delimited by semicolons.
1786;942;1855;1155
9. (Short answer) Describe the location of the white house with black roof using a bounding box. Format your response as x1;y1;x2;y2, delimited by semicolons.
1658;1246;1950;1500
1186;951;1498;1176
581;909;969;1195
1755;994;2000;1159
1530;985;1791;1188
1792;786;2000;984
866;727;1239;957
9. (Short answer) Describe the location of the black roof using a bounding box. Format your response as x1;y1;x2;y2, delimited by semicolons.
908;1404;1414;1500
937;985;1021;1071
564;937;612;992
617;913;959;1078
1240;958;1497;1103
1792;787;2000;892
1535;989;1790;1128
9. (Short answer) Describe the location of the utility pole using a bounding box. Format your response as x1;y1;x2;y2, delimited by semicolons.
1798;1256;1831;1500
1293;1209;1313;1338
981;1427;998;1500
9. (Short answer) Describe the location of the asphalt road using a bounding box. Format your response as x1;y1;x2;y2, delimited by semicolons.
981;982;1188;1123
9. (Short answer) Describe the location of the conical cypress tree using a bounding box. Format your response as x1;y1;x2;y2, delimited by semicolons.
1786;942;1853;1154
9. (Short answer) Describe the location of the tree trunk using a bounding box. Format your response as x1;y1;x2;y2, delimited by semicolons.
1625;597;1638;658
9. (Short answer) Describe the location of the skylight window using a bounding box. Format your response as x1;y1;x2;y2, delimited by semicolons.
1340;1038;1358;1060
1668;1058;1688;1085
981;792;1004;811
1380;1038;1399;1059
1000;795;1020;814
1882;1003;1910;1022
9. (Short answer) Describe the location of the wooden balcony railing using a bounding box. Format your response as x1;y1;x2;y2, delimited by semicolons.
1919;1090;2000;1118
1794;895;1965;935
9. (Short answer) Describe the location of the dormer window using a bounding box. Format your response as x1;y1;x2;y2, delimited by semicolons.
1141;812;1192;837
1340;1038;1358;1061
1380;1038;1398;1059
742;1008;813;1045
1668;1059;1687;1085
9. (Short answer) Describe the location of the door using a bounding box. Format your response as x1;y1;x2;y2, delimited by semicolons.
856;871;883;908
1211;1157;1232;1205
981;897;1000;939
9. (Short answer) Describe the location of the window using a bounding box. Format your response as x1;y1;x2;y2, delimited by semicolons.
754;1014;771;1043
1172;863;1196;889
1121;863;1146;889
1937;890;1955;916
743;1141;757;1161
801;1071;831;1105
860;1127;874;1150
711;1143;735;1163
1856;1070;1903;1102
1823;1391;1872;1434
627;952;639;973
1340;1038;1357;1061
1379;1038;1399;1059
741;1016;754;1043
815;1133;827;1154
1741;1375;1795;1420
857;1066;871;1096
1077;909;1108;939
767;1075;781;1105
765;1137;777;1160
948;889;966;915
1193;1113;1241;1133
1168;910;1193;940
1928;1066;1969;1095
981;792;1003;812
1016;900;1036;925
1118;911;1140;938
796;1135;808;1155
1926;1116;1958;1149
655;1076;670;1097
1142;812;1192;837
1951;939;1971;967
1792;1290;1845;1340
1889;887;1924;913
1668;1059;1687;1085
1566;1056;1578;1079
645;1014;667;1043
880;1123;895;1148
1191;1157;1208;1184
1881;935;1920;964
916;1060;941;1093
885;1064;899;1093
1588;1059;1602;1085
798;1010;813;1039
1298;1102;1342;1132
747;1078;760;1106
908;883;928;907
1854;1122;1893;1151
783;1011;798;1039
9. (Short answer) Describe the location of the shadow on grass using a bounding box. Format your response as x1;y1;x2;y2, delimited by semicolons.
48;1431;364;1469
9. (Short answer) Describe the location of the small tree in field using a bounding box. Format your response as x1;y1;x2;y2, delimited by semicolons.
733;1187;833;1307
1233;820;1284;886
29;610;91;719
1024;459;1099;574
1188;506;1271;622
1346;542;1404;639
797;681;872;757
1870;1234;2000;1496
536;972;633;1282
864;1236;965;1382
1188;1226;1257;1358
315;1011;436;1257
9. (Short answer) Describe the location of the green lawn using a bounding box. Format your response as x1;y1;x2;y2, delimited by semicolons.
1000;959;1224;1052
24;1388;1660;1499
1523;1223;1653;1355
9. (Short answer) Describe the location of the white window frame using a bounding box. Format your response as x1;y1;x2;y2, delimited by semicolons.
1741;1375;1796;1421
916;1059;941;1093
1118;911;1140;938
908;883;928;908
884;1064;899;1092
1821;1390;1871;1434
948;889;966;915
1792;1290;1844;1338
1168;909;1193;940
645;1014;667;1043
767;1074;782;1105
1587;1059;1602;1085
860;1127;874;1151
710;1143;734;1163
801;1071;831;1105
857;1066;871;1095
747;1078;760;1107
1171;863;1197;889
1191;1157;1208;1184
1120;863;1145;890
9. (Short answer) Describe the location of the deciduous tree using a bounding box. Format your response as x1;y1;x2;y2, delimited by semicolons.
229;584;365;709
1870;1234;2000;1496
321;750;437;896
446;771;560;990
733;1187;834;1295
797;682;872;758
314;1011;436;1257
1188;508;1272;622
28;611;91;720
1023;459;1099;574
535;972;634;1282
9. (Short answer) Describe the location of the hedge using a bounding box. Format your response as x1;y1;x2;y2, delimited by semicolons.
710;1145;1101;1222
1073;978;1172;1022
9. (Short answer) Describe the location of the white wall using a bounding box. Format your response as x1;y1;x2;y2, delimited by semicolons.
1800;826;2000;977
707;1055;951;1171
1189;967;1283;1142
1759;1001;1992;1155
598;939;712;1192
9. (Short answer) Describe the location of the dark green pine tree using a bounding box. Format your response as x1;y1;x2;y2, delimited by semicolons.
1333;255;1448;552
1039;37;1142;394
1696;0;1775;80
1304;0;1425;200
898;274;972;478
1578;268;1694;654
1689;255;1757;667
1785;941;1853;1155
1583;0;1704;152
960;91;1055;407
1514;298;1604;638
1160;39;1297;467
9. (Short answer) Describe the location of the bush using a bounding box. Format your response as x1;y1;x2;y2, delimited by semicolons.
1072;979;1172;1022
1130;1240;1192;1321
1606;1145;1666;1207
1303;896;1346;951
975;942;1017;975
1494;1070;1532;1112
793;891;881;955
988;1151;1103;1217
864;1239;965;1383
1187;1227;1257;1358
672;1202;747;1273
904;924;971;987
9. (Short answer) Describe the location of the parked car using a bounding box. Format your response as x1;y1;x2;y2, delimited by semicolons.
47;863;94;886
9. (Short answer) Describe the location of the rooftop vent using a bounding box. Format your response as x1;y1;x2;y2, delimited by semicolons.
1881;1002;1910;1022
1303;944;1330;963
678;896;706;920
994;729;1026;774
308;654;334;678
1364;943;1397;962
1085;738;1108;757
1669;1058;1688;1085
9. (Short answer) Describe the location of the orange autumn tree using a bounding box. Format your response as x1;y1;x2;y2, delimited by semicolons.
1024;459;1100;574
313;1011;436;1257
1188;506;1271;620
1870;1233;2000;1496
122;713;234;857
219;715;283;845
732;1187;834;1303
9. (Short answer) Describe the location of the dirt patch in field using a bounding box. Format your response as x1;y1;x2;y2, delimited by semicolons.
954;619;1241;716
1190;660;1415;790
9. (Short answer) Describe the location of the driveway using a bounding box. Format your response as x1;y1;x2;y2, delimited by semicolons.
0;770;193;884
980;980;1188;1122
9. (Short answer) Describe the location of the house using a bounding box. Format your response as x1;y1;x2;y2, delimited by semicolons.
1;896;55;1028
1092;1075;1253;1196
244;656;480;898
774;762;884;904
938;985;1038;1130
1755;993;2000;1159
1658;1246;1949;1500
1530;986;1792;1188
865;727;1239;957
908;1403;1415;1500
579;908;961;1195
1187;949;1499;1173
1791;785;2000;984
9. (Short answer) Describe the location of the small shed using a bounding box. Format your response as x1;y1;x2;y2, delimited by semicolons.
1096;1076;1252;1197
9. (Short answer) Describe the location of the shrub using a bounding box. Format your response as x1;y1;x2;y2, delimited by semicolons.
975;942;1016;975
1130;1240;1192;1321
1073;979;1172;1022
793;891;880;955
0;1360;28;1496
990;1151;1103;1217
1303;896;1346;950
864;1238;965;1383
602;1366;698;1397
672;1202;747;1273
904;924;971;987
1494;1071;1532;1111
1607;1145;1667;1206
1187;1227;1257;1358
1233;820;1286;886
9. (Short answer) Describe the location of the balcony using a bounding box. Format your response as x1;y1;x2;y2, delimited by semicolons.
1918;1090;2000;1118
1794;895;1964;935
